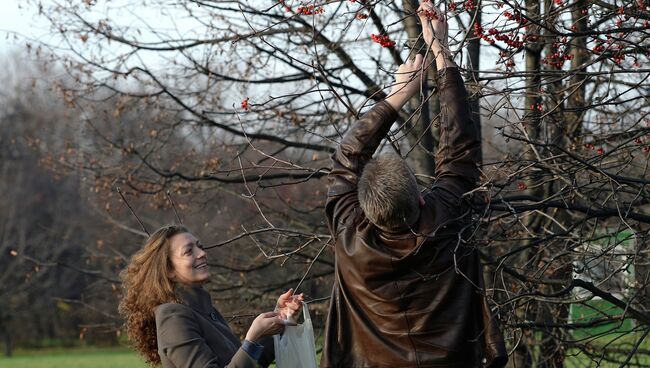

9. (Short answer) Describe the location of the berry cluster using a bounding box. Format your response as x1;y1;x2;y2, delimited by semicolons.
296;5;324;15
634;136;650;153
584;144;605;155
542;39;574;69
448;0;478;12
371;34;396;48
503;10;528;26
422;9;439;20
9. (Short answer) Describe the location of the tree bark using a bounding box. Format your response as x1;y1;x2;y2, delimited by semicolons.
0;318;11;357
509;1;545;366
402;0;436;178
467;6;482;166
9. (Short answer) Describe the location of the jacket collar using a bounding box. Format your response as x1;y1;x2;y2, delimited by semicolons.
174;283;213;315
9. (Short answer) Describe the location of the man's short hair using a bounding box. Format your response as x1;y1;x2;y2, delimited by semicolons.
358;154;420;231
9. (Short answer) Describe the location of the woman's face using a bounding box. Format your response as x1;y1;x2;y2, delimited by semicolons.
168;232;211;285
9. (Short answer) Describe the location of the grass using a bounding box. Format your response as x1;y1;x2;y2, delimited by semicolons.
0;347;147;368
561;298;647;367
570;299;634;338
2;330;647;368
560;330;650;368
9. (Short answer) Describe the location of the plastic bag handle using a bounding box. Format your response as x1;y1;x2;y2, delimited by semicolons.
301;302;311;323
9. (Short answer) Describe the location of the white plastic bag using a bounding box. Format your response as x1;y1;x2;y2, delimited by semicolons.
274;303;318;368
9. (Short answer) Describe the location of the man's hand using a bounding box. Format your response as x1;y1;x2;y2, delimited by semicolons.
418;1;448;51
386;54;424;111
418;1;455;70
275;288;304;321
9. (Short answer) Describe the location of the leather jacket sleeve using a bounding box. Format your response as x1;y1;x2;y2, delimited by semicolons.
325;101;399;235
434;68;481;197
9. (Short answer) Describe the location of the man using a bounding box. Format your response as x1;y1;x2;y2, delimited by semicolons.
321;2;508;367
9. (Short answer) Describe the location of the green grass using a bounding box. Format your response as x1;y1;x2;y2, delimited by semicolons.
0;347;147;368
570;299;635;339
3;331;646;368
563;331;650;368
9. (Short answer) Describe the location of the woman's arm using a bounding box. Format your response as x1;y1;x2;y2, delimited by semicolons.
156;304;286;368
156;303;256;368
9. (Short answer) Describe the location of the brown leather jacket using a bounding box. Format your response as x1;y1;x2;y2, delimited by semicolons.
322;68;507;368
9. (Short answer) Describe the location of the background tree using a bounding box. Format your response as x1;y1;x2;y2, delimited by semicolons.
0;54;128;355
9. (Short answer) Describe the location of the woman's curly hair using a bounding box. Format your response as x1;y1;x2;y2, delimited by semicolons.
118;225;188;366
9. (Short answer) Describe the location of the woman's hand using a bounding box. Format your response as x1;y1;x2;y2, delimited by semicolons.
275;288;304;321
245;312;296;342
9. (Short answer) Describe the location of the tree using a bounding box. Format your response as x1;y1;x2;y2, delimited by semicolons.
14;0;650;365
0;53;127;355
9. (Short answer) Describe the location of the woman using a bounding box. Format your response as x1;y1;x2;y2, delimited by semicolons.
119;225;303;368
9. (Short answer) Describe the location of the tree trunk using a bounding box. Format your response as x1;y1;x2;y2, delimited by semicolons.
402;0;437;178
4;333;11;358
509;1;545;367
565;0;589;144
467;6;482;166
0;318;11;357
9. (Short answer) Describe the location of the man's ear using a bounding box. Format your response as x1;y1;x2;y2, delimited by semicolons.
419;195;425;208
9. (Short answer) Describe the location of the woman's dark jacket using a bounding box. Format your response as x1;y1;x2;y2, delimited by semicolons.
155;285;273;368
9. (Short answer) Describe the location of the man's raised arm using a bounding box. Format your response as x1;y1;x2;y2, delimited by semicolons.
434;68;480;196
326;56;424;234
419;1;481;196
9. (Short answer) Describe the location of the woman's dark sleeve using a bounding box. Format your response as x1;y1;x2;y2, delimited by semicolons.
256;336;275;368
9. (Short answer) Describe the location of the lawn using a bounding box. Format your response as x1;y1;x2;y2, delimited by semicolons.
560;330;650;368
0;347;147;368
0;345;300;368
2;333;647;368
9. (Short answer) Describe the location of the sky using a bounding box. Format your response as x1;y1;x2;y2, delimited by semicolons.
0;0;509;117
0;1;46;54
